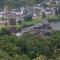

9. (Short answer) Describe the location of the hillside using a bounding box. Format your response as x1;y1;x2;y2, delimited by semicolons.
0;31;60;60
0;0;46;8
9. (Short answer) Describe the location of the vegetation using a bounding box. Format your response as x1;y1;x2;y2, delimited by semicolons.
47;15;60;22
24;15;32;21
16;17;42;29
0;0;46;9
58;3;60;14
42;12;46;18
0;31;60;60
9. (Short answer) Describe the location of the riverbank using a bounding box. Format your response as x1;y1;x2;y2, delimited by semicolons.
15;14;60;30
0;14;60;31
47;14;60;22
51;21;60;31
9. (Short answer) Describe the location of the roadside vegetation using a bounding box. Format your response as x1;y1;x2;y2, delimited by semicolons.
47;14;60;22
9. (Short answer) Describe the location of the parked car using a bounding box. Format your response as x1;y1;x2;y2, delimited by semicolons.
34;23;45;29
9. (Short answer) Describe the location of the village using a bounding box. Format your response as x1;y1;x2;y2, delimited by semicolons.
0;0;60;37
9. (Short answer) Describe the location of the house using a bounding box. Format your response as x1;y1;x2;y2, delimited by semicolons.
50;0;60;4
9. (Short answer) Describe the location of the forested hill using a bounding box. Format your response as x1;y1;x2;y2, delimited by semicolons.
0;31;60;60
0;0;46;8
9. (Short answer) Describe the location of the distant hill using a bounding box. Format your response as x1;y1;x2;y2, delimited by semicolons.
0;0;46;9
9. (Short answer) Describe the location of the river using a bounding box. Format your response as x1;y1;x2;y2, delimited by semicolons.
16;21;60;37
51;21;60;31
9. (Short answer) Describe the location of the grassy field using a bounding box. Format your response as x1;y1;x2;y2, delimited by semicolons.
0;24;6;29
0;16;43;30
16;16;43;29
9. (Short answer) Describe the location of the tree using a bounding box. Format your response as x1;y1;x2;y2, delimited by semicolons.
0;0;48;9
24;15;32;21
42;12;46;18
58;3;60;14
34;0;46;3
4;0;35;9
0;0;6;8
55;7;58;15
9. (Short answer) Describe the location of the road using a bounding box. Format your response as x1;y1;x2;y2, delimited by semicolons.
15;21;60;37
15;25;34;37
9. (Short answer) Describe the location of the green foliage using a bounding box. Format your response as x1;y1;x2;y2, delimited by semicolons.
0;35;31;60
42;12;46;18
0;0;35;9
0;29;60;60
16;31;60;59
18;20;22;24
24;15;32;21
55;8;58;15
33;55;47;60
58;3;60;14
0;0;47;9
0;0;6;8
47;15;60;22
34;0;45;3
0;28;9;35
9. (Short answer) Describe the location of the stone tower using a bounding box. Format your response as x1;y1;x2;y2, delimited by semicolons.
8;13;17;33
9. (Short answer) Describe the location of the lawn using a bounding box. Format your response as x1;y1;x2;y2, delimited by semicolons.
0;24;6;30
47;14;60;22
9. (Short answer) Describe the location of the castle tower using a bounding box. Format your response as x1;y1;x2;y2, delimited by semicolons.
8;13;17;33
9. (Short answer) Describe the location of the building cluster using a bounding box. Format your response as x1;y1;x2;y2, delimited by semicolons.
0;0;60;20
0;0;59;36
0;2;56;21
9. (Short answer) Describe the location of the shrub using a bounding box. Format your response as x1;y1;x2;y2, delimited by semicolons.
16;27;21;32
55;8;58;15
58;4;60;14
0;28;10;35
47;15;60;22
18;20;22;24
42;12;46;18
